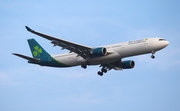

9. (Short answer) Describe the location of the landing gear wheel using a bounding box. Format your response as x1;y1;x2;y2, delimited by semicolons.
151;55;155;59
81;61;91;69
98;71;103;76
101;68;107;73
81;64;87;69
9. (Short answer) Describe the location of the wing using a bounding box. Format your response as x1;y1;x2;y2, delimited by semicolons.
25;26;92;59
100;60;122;71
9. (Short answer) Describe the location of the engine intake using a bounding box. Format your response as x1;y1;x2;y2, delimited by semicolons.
91;47;107;57
121;60;135;69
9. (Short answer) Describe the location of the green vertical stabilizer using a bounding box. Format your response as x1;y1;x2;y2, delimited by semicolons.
28;39;50;61
27;39;69;67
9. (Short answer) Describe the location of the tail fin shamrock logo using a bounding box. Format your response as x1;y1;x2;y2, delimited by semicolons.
33;46;42;57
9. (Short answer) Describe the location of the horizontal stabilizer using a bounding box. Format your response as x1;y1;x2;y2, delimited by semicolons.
12;53;40;62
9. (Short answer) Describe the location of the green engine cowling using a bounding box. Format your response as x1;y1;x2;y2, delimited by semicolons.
91;47;107;57
121;60;135;69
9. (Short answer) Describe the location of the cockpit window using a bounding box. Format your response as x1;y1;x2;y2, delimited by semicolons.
159;39;165;41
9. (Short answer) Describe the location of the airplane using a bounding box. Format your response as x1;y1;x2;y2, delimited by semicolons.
13;26;169;76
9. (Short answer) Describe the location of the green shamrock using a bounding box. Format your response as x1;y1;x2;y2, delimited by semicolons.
33;46;42;57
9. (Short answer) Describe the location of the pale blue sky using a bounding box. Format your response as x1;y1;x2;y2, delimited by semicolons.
1;0;180;111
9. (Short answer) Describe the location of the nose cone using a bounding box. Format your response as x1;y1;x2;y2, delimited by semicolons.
160;41;169;49
164;41;169;47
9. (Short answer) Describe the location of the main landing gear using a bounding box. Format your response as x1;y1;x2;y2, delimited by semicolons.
97;67;107;76
81;64;87;69
81;61;91;69
151;51;155;59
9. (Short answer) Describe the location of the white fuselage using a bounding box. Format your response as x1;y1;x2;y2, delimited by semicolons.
51;38;169;66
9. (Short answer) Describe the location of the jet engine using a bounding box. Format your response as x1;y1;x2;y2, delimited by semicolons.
121;60;135;69
91;47;107;57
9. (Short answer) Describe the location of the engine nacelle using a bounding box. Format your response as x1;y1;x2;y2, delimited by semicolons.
91;47;107;57
121;60;135;69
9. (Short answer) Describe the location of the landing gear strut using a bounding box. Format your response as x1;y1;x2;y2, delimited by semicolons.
151;51;155;59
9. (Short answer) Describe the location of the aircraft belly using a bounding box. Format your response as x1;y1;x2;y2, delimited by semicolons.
54;56;81;67
88;52;121;65
54;52;121;66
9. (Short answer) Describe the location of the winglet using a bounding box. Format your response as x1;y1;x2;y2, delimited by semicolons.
25;26;33;32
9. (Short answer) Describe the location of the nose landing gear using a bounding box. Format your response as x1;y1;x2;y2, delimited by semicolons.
151;51;155;59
